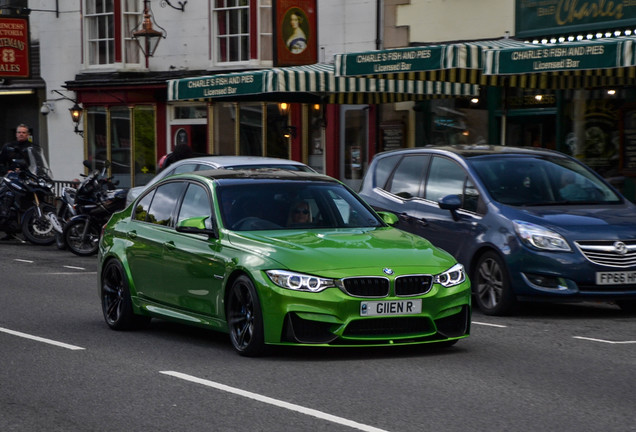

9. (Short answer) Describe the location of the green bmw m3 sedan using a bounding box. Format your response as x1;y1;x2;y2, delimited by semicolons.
98;169;471;356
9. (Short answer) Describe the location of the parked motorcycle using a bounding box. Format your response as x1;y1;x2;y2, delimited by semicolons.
0;146;58;245
62;160;127;256
51;184;77;249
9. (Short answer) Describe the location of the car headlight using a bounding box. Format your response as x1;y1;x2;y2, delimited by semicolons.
434;263;466;288
513;220;571;252
266;270;335;292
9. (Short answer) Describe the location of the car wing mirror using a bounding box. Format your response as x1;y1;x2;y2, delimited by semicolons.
176;216;217;238
377;211;399;226
438;194;462;221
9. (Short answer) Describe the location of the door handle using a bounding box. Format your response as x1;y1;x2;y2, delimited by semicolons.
163;241;176;251
126;230;137;239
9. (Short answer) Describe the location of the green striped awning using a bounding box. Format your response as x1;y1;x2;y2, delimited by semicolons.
167;63;479;103
334;36;636;90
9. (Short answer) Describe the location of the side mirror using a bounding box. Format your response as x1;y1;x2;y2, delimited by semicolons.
438;194;462;220
176;216;217;238
377;211;399;226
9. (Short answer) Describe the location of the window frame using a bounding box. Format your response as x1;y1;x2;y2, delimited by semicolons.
211;0;273;67
83;0;143;69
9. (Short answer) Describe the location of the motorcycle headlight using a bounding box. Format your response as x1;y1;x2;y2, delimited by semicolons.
434;263;466;288
513;220;571;252
266;270;335;292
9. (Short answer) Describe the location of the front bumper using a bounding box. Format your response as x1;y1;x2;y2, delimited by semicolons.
256;277;471;347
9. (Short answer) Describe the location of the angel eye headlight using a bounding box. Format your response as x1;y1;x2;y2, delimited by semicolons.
266;270;335;293
434;263;466;288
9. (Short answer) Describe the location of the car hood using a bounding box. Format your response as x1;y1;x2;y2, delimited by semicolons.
226;227;457;275
503;203;636;239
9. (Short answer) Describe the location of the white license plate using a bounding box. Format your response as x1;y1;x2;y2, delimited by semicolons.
360;299;422;317
596;271;636;285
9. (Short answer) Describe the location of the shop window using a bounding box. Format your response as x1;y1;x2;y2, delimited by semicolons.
212;102;290;157
214;103;237;155
307;104;324;173
133;106;157;187
240;103;263;155
85;105;156;188
266;104;287;158
110;106;132;187
84;0;142;67
212;0;273;64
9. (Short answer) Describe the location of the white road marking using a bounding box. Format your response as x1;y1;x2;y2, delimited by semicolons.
46;272;98;275
0;327;85;350
472;321;507;328
161;371;390;432
573;336;636;344
14;259;33;263
63;265;86;270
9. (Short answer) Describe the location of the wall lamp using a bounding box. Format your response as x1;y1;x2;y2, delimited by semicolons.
70;103;84;136
278;102;297;139
132;0;167;66
46;90;84;136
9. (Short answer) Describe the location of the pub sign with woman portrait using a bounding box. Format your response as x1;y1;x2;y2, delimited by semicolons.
275;0;317;66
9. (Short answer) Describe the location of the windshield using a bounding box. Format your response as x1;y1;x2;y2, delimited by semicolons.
217;181;384;231
26;146;53;179
469;155;621;206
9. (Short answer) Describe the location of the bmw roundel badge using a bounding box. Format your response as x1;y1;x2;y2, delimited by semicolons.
383;268;394;275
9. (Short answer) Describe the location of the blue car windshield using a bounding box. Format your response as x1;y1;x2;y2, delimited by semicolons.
217;181;384;231
468;155;622;206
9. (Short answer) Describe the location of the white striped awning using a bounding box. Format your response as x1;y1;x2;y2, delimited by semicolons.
334;36;636;89
167;63;479;103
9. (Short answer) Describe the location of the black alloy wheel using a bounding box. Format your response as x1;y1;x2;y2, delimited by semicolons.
472;251;517;316
226;275;266;356
101;259;150;330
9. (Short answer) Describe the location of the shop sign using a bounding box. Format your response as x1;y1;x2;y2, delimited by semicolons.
338;46;443;77
169;72;265;101
0;17;30;78
487;40;622;74
274;0;317;67
516;0;636;38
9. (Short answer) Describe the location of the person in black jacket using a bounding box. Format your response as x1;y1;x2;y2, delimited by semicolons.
0;123;39;175
161;143;193;171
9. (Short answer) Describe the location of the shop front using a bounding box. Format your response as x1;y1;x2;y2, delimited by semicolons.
168;63;478;189
335;30;636;200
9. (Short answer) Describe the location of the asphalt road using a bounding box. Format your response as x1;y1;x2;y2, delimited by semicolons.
1;240;635;432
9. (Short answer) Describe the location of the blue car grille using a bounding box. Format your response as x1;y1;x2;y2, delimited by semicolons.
575;240;636;268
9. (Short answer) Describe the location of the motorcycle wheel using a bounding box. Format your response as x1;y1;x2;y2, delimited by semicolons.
64;219;101;256
21;205;57;246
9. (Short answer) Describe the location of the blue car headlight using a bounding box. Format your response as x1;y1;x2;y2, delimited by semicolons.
266;270;335;292
513;220;571;252
434;263;466;288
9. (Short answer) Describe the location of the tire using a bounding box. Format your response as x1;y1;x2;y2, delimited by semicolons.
226;275;266;356
616;300;636;314
64;219;101;256
101;259;150;330
472;251;517;316
21;205;56;245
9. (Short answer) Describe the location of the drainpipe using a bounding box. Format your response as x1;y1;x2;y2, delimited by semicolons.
376;0;383;50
